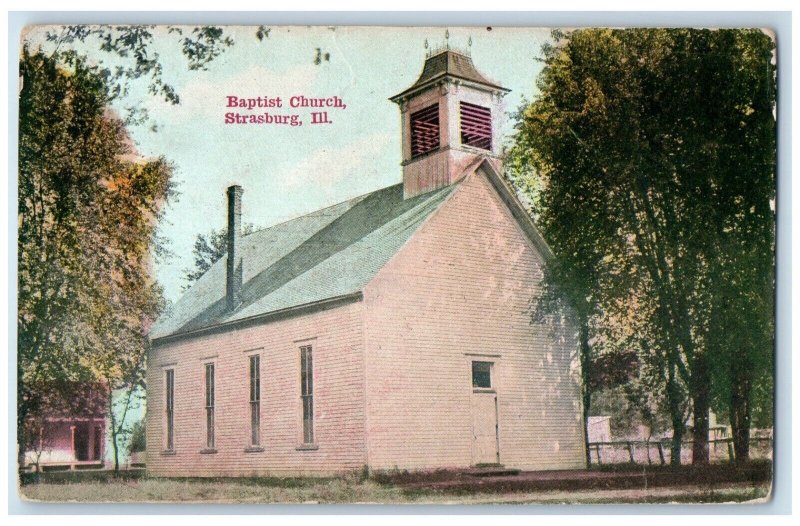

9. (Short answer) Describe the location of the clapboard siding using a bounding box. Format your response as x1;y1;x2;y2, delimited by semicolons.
363;167;586;471
146;302;367;477
145;167;585;476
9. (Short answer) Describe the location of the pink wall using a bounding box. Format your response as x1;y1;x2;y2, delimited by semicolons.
146;301;367;477
146;165;585;476
363;167;586;471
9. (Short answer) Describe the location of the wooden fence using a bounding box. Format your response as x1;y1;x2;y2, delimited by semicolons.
587;437;773;465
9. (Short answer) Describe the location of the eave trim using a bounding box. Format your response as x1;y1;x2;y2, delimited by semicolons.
150;292;363;346
477;158;556;263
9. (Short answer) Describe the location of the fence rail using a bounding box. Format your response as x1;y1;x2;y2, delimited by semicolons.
587;437;773;465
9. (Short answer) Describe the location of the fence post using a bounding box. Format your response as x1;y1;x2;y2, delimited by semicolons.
596;444;602;465
727;439;735;463
627;441;635;464
657;441;665;465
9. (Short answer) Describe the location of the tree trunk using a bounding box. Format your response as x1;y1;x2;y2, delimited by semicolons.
579;321;592;466
670;421;683;466
729;373;752;463
113;434;120;472
667;360;684;466
690;353;710;465
108;387;120;473
17;369;28;471
17;409;27;471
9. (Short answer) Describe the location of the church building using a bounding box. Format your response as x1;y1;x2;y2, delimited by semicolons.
146;47;586;477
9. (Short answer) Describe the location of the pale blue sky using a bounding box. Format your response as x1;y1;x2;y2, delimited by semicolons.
24;26;550;302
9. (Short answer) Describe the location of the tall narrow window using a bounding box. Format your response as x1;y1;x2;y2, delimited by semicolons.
460;102;492;151
300;346;314;444
205;363;215;449
165;369;174;450
410;103;440;157
249;355;261;446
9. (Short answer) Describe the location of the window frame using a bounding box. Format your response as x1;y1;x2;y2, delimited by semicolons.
164;367;175;452
249;354;261;447
471;360;494;390
299;345;315;446
459;101;493;152
409;103;441;158
204;361;216;450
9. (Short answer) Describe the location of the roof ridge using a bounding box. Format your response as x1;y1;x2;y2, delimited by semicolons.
242;182;404;238
429;47;470;59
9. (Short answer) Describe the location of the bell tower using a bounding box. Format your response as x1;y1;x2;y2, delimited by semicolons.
390;45;510;199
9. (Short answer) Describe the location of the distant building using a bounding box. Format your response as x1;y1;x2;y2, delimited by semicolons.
588;416;612;443
146;48;586;477
23;384;107;472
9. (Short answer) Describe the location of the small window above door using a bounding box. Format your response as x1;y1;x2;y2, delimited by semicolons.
472;361;493;389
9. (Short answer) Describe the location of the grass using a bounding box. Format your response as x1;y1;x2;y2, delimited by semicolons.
19;475;770;504
20;477;406;504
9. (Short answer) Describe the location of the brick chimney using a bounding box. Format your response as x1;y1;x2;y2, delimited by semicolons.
226;185;243;311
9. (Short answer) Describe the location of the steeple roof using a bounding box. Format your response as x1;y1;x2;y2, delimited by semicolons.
390;49;509;102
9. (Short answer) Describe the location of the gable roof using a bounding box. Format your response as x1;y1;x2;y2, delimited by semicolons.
390;50;509;102
150;158;556;344
149;182;456;342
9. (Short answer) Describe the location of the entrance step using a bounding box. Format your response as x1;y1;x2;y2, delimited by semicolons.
467;465;521;478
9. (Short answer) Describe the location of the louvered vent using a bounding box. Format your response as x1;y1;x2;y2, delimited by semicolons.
410;104;440;157
460;102;492;151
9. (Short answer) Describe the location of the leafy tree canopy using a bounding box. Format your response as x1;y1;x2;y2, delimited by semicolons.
182;223;257;289
507;28;775;463
18;47;175;455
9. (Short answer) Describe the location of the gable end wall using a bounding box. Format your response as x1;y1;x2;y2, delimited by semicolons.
363;167;586;471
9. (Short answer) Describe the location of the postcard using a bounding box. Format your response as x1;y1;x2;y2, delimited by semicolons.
16;24;775;504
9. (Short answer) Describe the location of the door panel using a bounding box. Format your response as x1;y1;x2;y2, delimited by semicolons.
93;426;102;460
74;424;90;461
471;393;499;465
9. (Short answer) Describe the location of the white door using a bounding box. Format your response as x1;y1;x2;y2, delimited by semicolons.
471;392;499;465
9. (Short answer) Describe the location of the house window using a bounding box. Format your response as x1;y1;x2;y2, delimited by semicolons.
300;345;314;444
410;103;440;157
249;354;261;446
165;369;175;450
460;102;492;151
205;363;215;449
472;361;493;389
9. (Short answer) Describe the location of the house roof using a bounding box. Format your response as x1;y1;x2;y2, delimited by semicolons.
390;50;509;102
149;182;456;342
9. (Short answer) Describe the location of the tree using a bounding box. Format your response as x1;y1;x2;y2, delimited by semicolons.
35;25;263;122
507;28;775;465
182;224;257;289
128;418;147;457
17;48;174;466
707;171;775;461
17;25;282;468
107;357;146;472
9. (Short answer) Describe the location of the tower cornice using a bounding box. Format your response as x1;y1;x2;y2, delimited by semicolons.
390;49;510;104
